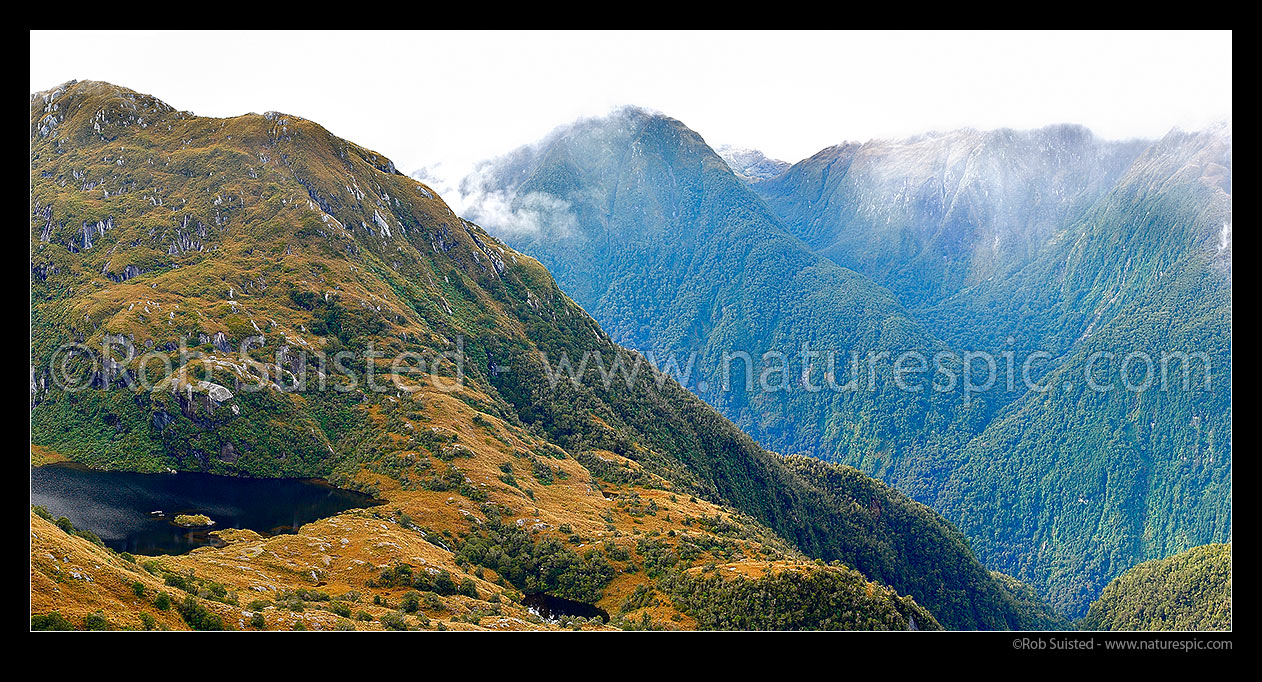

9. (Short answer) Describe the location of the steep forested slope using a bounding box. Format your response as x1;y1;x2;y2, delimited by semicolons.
30;81;1032;629
463;110;1230;619
931;129;1232;615
757;124;1231;617
1080;544;1231;631
458;108;997;486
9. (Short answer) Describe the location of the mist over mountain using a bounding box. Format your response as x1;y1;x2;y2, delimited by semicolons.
752;125;1149;323
26;21;1234;640
30;81;1049;631
454;107;1001;478
458;110;1231;617
715;145;790;182
928;126;1232;614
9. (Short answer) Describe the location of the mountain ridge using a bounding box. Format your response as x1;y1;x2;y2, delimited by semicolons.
30;80;1037;630
1080;543;1231;631
459;107;1231;618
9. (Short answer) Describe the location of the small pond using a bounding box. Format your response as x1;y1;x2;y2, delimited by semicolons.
523;593;610;623
31;462;378;555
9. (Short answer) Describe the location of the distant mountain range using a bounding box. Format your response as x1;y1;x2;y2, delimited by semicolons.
28;80;1230;629
456;109;1231;617
715;145;790;182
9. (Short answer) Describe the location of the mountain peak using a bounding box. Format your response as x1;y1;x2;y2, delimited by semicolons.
715;144;790;182
29;80;1029;631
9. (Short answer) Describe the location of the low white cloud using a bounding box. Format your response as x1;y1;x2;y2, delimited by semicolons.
464;188;578;238
411;164;577;238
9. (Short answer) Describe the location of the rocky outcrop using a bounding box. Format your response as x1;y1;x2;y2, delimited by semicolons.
715;145;790;182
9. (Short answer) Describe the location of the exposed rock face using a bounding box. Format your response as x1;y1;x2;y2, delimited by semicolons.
103;263;144;282
715;144;790;182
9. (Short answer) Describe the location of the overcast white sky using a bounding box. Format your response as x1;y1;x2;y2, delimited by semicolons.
31;30;1231;182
